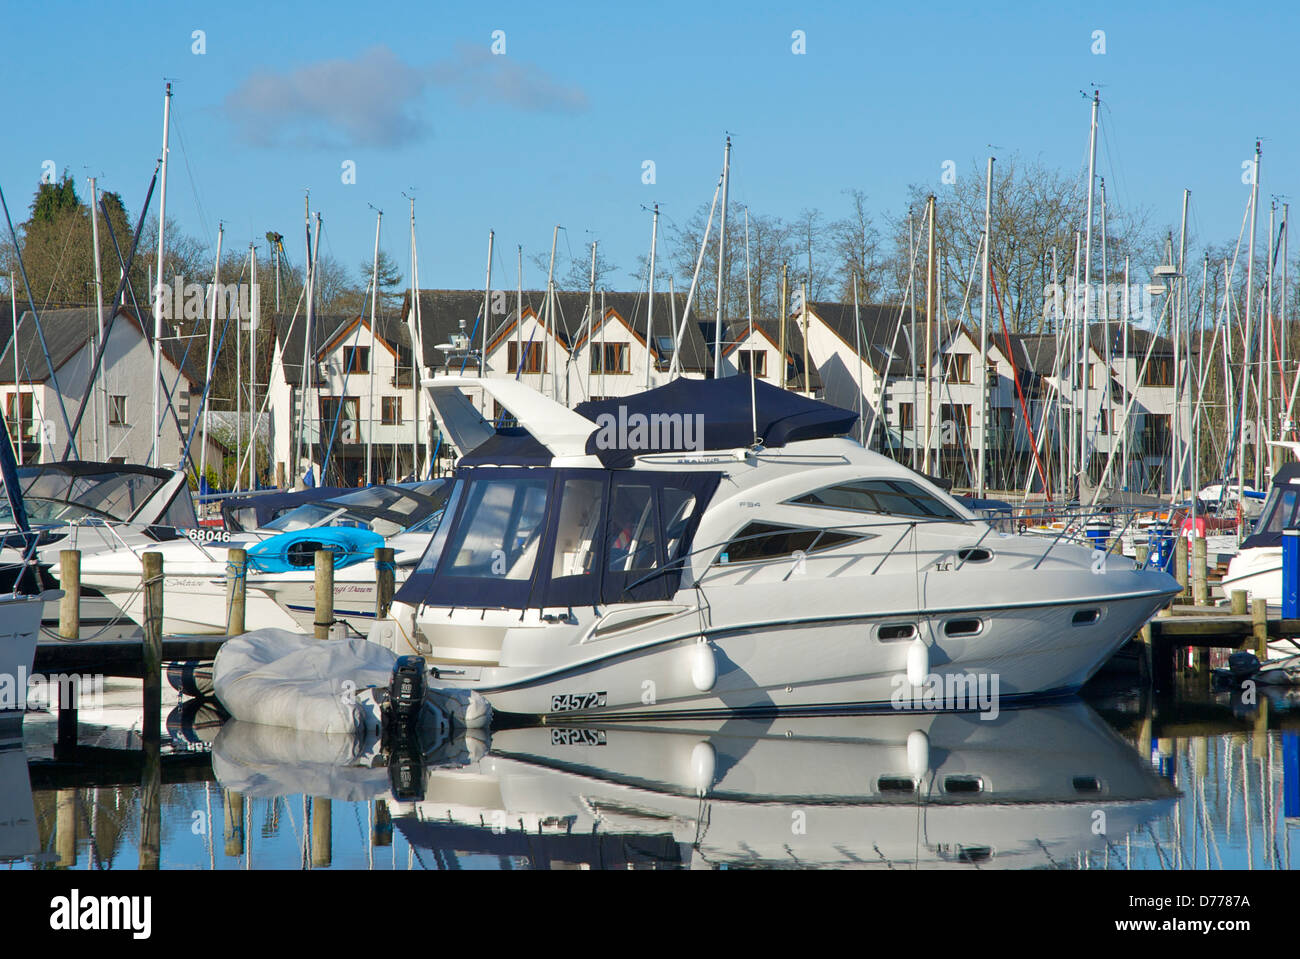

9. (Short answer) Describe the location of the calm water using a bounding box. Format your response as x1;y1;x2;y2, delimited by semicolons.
4;674;1299;870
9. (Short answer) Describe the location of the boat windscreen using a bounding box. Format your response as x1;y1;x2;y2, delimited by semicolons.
261;481;448;537
17;468;168;523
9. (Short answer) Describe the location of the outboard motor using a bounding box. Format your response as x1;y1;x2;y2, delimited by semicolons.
383;655;428;801
1228;650;1261;682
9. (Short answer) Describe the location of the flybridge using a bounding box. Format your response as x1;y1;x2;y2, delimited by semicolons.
426;374;859;470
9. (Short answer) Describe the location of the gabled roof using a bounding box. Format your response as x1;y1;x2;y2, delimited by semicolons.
406;289;712;374
0;305;207;388
723;319;821;391
272;311;356;384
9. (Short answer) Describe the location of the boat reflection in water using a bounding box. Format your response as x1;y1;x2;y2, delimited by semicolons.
375;702;1174;869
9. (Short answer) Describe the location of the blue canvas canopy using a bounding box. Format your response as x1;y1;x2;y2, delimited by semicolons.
220;487;351;531
247;527;386;573
574;377;858;468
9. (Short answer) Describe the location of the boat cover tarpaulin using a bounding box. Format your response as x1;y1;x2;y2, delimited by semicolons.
213;630;394;736
575;377;858;468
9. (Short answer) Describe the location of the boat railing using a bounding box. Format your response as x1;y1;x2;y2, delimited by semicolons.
622;504;1162;598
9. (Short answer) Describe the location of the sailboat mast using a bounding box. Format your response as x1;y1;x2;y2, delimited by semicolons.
646;204;658;388
249;243;258;490
408;198;422;479
88;176;106;458
516;244;523;384
1174;189;1189;497
545;225;558;401
8;275;18;465
152;82;172;468
482;229;494;390
1239;142;1260;519
366;209;381;486
713;136;730;378
587;241;597;399
978;157;993;497
1080;89;1099;490
200;224;222;493
923;194;936;477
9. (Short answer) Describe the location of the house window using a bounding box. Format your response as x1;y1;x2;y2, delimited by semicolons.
897;402;914;430
508;341;546;374
393;346;414;387
5;393;33;444
591;343;629;375
381;396;402;425
939;404;971;446
944;353;971;384
1144;356;1174;387
109;395;127;426
737;350;767;377
344;346;369;374
319;396;360;442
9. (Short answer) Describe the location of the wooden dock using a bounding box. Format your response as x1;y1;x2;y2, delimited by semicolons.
34;636;228;677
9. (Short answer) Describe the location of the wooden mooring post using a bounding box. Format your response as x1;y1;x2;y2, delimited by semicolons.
1231;590;1248;616
141;552;163;744
375;547;395;620
311;797;332;867
225;547;248;636
56;550;81;753
1192;535;1209;606
1252;598;1269;659
1175;536;1189;599
315;550;334;640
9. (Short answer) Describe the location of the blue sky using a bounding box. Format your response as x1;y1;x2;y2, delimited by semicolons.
1;1;1293;294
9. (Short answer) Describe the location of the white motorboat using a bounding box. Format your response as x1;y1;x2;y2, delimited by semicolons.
0;462;195;640
1221;463;1300;607
378;376;1179;720
76;482;449;635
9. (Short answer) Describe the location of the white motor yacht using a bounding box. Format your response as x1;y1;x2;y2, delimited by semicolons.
378;376;1179;720
76;482;448;635
0;462;195;640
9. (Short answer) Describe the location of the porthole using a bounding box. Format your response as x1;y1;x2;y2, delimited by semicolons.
957;547;993;563
944;618;983;637
878;623;917;642
877;776;917;793
943;775;984;794
1072;609;1101;626
1072;776;1103;794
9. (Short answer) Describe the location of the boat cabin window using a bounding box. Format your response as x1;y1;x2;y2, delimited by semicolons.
552;478;605;578
156;489;199;529
18;467;169;523
608;484;659;572
790;479;963;521
1254;486;1300;538
716;522;864;565
444;478;549;581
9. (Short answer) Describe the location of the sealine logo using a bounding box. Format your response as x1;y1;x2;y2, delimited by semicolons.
592;406;705;452
49;889;151;939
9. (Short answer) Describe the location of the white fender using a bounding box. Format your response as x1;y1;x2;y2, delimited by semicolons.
906;637;929;687
691;741;716;796
907;729;930;779
690;639;717;692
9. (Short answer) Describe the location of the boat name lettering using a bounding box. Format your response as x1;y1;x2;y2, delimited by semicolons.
550;691;607;712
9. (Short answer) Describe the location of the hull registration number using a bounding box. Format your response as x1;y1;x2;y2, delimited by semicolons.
550;691;607;713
